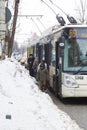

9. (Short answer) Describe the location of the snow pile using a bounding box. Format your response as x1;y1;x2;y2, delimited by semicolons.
0;58;84;130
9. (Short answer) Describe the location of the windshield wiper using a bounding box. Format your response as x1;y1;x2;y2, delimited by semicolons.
74;59;87;75
74;66;84;75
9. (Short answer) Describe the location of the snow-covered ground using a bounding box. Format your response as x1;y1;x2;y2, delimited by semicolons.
0;58;83;130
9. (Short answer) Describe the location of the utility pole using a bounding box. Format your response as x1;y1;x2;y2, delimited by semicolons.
8;0;20;57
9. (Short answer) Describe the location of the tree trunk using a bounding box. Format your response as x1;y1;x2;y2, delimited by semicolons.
8;0;20;57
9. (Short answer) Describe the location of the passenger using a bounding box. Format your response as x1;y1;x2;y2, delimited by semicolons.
37;63;49;92
37;59;47;71
27;54;35;77
32;57;38;78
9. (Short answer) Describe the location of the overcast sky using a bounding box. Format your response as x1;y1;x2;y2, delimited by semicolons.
13;0;78;44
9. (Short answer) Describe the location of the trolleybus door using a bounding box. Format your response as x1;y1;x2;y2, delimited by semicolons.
55;41;64;96
44;43;51;70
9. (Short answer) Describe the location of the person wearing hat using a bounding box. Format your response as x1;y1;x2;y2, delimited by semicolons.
37;62;49;92
37;59;47;72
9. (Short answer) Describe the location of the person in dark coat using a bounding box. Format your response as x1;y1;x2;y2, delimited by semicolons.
27;54;35;76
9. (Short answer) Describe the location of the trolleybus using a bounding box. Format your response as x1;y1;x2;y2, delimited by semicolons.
28;24;87;98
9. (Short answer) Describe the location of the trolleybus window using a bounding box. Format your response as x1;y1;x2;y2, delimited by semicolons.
63;27;87;72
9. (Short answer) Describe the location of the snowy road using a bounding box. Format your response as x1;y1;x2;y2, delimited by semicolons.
48;90;87;130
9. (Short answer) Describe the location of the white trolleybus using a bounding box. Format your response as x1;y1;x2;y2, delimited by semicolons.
28;24;87;98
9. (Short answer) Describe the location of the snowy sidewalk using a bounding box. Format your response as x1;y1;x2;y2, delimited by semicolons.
0;58;84;130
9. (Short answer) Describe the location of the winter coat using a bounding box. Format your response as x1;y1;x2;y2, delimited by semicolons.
27;56;35;76
27;57;35;69
37;68;49;81
32;60;38;78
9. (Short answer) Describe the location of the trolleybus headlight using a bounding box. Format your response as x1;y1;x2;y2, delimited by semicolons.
63;75;79;88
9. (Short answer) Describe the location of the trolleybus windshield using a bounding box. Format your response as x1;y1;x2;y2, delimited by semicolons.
63;27;87;72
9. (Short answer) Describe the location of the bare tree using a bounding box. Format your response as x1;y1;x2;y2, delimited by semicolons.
75;0;87;23
8;0;20;57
